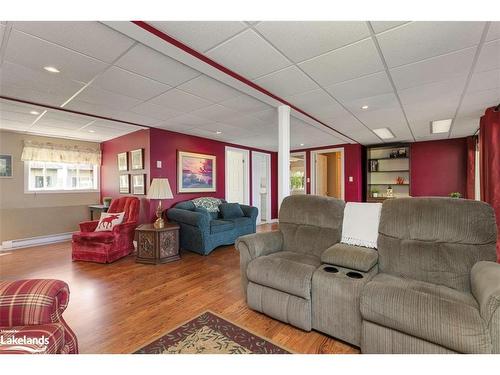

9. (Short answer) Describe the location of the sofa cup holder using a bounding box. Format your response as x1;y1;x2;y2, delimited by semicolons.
323;266;339;273
346;271;363;279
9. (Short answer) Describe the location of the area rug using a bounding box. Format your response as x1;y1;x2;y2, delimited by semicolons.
134;311;290;354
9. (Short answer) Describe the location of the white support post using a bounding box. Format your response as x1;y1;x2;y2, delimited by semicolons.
278;105;291;211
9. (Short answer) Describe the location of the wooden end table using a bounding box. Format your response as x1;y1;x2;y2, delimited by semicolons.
135;223;180;264
88;204;109;220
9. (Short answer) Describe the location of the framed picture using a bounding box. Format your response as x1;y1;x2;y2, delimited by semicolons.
117;152;128;172
119;174;130;194
178;151;216;193
0;155;13;178
132;174;146;195
130;149;144;170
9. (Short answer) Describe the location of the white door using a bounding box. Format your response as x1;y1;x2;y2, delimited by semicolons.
225;148;249;204
316;154;328;196
252;152;271;223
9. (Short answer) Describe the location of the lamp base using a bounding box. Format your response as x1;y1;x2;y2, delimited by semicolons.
154;217;165;229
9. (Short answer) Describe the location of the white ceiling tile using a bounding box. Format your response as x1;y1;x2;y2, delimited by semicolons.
150;21;248;52
5;29;107;83
224;114;266;129
458;88;500;118
451;116;479;137
12;21;134;63
192;104;240;122
255;21;370;63
286;89;346;118
176;74;241;103
390;47;476;90
474;39;500;73
249;108;277;124
167;114;214;128
91;66;171;101
376;21;485;68
0;119;31;132
220;94;270;113
115;43;200;86
298;38;384;86
130;101;182;120
35;111;92;130
0;84;75;107
75;86;142;111
486;22;500;42
325;71;393;102
149;88;212;112
253;66;319;97
207;29;291;80
370;21;409;34
0;24;5;41
467;69;500;93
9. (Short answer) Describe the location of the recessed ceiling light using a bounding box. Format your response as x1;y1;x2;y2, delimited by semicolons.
361;105;369;110
88;130;95;133
29;110;40;115
300;143;305;146
373;127;395;140
431;119;452;134
215;131;222;134
43;66;60;73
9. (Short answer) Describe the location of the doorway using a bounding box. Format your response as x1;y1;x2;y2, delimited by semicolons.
311;148;344;199
225;147;250;204
251;151;271;224
290;152;306;195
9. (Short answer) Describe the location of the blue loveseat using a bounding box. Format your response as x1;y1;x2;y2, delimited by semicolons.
166;198;258;255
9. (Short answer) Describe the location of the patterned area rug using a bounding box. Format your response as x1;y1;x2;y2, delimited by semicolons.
135;311;290;354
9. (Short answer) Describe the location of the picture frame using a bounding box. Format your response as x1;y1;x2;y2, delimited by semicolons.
119;174;130;194
178;151;216;193
0;154;13;178
117;152;128;172
130;148;144;170
132;174;146;195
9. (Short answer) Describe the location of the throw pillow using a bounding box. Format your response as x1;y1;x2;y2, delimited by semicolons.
95;212;125;232
192;197;222;212
341;202;382;249
219;203;245;219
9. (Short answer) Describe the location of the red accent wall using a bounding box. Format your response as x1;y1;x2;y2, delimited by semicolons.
100;129;151;224
100;128;278;223
410;138;467;197
292;143;364;202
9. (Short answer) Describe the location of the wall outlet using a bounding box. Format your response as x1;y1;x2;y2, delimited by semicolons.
348;176;354;182
156;161;162;168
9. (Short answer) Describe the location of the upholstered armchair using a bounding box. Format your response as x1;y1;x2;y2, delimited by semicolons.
72;196;140;263
0;279;78;354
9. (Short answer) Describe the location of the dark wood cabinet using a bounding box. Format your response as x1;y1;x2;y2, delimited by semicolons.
136;223;180;264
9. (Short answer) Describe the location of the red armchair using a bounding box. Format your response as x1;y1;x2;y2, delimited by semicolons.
72;196;140;263
0;279;78;354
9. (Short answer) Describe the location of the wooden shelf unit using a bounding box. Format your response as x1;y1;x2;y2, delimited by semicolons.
366;143;411;201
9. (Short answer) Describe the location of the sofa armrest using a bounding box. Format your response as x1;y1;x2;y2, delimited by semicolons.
321;243;378;272
167;208;210;229
112;221;137;236
240;204;258;220
79;220;99;232
0;279;70;326
235;230;283;260
471;261;500;353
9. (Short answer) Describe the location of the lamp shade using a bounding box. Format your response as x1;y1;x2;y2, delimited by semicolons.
147;178;173;200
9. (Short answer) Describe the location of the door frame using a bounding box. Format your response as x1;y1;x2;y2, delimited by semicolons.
290;151;307;195
251;151;272;223
225;146;250;205
310;147;345;200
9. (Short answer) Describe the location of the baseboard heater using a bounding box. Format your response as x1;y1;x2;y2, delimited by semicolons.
0;232;74;251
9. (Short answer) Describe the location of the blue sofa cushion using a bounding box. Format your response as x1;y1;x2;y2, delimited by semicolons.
210;220;235;234
175;201;196;211
229;217;253;227
220;203;245;219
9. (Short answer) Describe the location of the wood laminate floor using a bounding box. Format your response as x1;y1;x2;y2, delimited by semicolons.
0;224;358;354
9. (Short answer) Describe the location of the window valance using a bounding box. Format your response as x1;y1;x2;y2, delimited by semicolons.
21;140;102;165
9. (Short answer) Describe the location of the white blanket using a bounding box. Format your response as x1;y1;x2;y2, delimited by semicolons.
341;202;382;249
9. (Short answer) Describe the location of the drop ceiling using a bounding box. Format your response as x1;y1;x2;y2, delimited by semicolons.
1;21;499;150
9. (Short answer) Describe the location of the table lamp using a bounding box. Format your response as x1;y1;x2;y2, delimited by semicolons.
147;178;173;229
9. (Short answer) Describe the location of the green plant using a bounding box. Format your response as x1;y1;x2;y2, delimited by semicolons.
449;192;462;199
371;188;379;194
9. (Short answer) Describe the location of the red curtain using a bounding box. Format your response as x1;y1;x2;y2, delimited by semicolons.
479;106;500;262
466;136;476;200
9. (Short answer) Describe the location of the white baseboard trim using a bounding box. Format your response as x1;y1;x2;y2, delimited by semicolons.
0;232;74;251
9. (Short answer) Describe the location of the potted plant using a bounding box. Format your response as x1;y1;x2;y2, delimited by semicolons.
371;188;380;198
449;192;462;199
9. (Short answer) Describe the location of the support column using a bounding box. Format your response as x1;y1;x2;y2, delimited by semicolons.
278;105;291;211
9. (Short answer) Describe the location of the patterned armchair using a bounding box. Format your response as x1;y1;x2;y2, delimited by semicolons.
0;279;78;354
72;196;140;263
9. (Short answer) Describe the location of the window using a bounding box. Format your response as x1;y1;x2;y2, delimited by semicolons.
25;161;99;192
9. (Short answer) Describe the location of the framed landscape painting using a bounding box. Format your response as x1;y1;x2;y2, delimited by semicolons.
117;152;128;172
130;148;144;170
178;151;216;193
132;174;146;195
